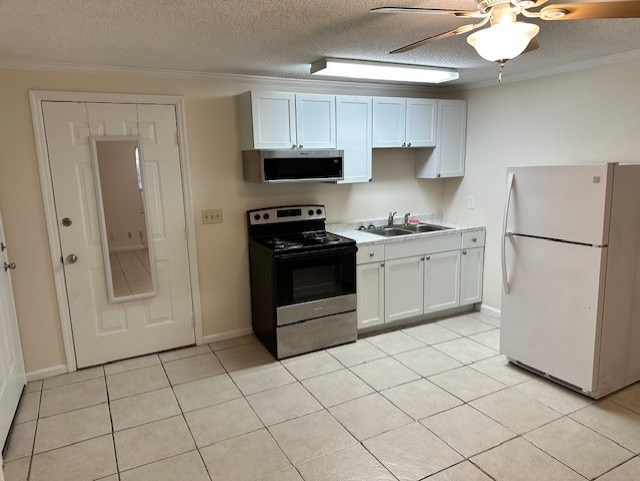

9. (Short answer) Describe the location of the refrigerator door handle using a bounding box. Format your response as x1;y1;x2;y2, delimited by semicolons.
502;172;515;293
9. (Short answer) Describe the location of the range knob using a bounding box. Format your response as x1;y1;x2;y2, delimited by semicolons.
316;209;322;215
263;213;270;220
308;209;315;216
254;214;261;221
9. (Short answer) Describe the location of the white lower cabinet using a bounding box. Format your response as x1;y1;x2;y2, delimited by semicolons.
356;262;385;329
460;246;484;305
384;256;424;323
424;250;461;314
356;229;485;331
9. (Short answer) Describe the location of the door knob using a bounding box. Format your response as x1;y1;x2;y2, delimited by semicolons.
1;241;6;251
4;262;16;271
66;254;78;264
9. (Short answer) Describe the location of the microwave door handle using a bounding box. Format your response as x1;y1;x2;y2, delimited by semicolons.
502;172;514;294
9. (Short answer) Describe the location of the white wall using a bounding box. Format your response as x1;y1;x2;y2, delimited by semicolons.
4;58;639;376
0;68;443;375
442;59;640;312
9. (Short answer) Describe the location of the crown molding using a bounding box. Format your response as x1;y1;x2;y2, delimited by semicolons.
0;59;448;95
460;48;640;91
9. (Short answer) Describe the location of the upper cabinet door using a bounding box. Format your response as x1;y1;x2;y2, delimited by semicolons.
295;94;336;149
406;98;437;147
337;96;372;183
372;97;406;147
251;91;297;149
436;99;467;177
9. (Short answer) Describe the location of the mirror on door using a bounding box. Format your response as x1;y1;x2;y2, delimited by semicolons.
90;136;157;303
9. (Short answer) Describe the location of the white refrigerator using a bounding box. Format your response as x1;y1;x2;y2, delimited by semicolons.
500;163;640;398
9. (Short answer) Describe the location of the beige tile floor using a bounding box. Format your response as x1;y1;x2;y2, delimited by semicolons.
4;311;640;481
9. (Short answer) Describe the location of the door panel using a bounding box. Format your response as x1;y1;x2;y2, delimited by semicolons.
424;250;460;314
0;211;26;448
500;235;606;391
42;101;194;368
505;164;612;245
385;256;423;322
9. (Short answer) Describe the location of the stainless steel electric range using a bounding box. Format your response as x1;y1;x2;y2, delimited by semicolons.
247;205;357;359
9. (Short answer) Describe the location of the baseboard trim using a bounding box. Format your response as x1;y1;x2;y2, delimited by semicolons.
480;304;501;318
26;364;68;382
201;327;253;345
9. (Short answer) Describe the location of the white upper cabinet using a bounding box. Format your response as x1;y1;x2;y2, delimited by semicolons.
416;99;467;178
372;97;436;148
295;93;337;149
372;97;405;147
336;96;372;183
239;91;336;150
406;98;437;147
240;91;296;149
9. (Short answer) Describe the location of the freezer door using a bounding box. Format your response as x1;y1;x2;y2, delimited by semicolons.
501;235;607;392
505;164;613;245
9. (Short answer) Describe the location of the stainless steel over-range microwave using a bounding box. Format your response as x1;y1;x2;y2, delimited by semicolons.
242;149;344;183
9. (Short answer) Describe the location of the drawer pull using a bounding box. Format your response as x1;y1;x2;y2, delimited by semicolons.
462;250;467;255
472;237;477;242
369;252;375;257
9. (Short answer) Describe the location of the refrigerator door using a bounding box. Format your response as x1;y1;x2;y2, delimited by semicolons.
505;164;613;245
501;235;607;392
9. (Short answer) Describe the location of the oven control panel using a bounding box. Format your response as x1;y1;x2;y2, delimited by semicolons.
249;205;325;225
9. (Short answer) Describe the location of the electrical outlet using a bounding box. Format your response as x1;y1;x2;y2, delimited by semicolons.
467;194;475;209
202;209;223;224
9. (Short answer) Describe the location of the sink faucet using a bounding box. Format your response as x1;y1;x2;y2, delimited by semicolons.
387;211;397;226
404;212;411;224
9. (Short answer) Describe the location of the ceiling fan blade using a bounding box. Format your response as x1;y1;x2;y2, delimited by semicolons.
540;1;640;20
390;18;490;54
371;7;486;18
522;38;541;54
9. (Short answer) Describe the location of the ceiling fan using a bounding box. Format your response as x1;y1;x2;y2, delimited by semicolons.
372;1;640;77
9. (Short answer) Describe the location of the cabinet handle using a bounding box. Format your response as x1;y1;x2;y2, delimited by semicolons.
421;256;425;261
4;262;16;272
462;250;467;255
381;262;385;267
437;173;441;178
369;252;375;257
402;142;406;148
299;144;303;149
292;144;296;149
472;237;477;242
426;256;431;261
407;142;411;147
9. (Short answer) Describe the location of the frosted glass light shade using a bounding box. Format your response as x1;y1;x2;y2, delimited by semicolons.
311;58;459;84
467;22;540;62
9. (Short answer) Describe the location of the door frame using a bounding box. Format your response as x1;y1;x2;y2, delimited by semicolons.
29;90;203;372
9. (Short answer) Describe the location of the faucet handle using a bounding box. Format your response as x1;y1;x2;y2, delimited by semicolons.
403;212;411;224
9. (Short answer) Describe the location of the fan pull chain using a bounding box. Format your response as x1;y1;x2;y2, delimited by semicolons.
498;60;506;83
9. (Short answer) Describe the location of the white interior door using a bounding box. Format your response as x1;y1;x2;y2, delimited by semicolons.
42;101;195;368
0;211;26;448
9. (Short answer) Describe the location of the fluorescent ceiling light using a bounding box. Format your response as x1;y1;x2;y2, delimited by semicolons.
311;58;459;84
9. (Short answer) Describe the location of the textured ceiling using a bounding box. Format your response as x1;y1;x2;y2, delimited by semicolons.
1;0;640;87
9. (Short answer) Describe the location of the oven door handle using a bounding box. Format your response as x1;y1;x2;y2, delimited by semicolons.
274;245;357;261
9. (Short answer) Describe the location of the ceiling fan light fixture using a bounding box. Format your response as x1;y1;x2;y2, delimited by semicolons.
310;58;459;84
467;21;540;61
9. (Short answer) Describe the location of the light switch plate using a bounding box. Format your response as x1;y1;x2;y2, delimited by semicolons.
202;209;222;224
467;194;475;209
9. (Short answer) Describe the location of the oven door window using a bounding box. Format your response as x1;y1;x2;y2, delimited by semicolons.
275;249;355;307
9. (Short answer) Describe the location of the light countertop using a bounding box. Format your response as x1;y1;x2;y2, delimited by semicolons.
327;214;485;247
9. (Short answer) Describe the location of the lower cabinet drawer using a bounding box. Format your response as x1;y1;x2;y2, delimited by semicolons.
357;244;385;264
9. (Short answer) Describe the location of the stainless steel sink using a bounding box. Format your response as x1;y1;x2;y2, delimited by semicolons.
366;227;413;237
364;223;452;237
398;223;451;233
